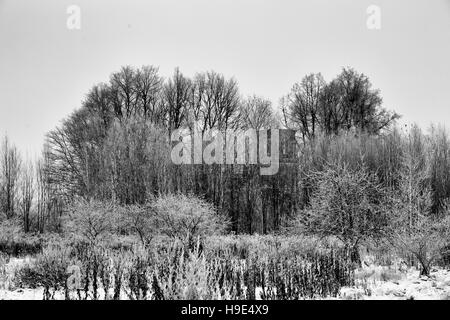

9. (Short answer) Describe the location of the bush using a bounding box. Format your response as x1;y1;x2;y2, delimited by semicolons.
0;218;43;256
63;200;118;245
291;162;391;263
15;244;73;299
152;194;229;248
119;204;157;247
0;252;10;289
390;214;450;276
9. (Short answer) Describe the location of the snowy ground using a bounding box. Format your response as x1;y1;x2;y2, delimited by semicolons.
339;264;450;300
0;288;48;300
1;256;450;300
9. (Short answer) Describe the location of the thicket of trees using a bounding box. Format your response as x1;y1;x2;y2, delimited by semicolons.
280;69;399;140
1;66;450;275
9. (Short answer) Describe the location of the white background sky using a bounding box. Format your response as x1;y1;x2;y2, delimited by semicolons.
1;0;450;156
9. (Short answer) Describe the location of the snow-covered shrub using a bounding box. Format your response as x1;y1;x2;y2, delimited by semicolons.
63;200;119;245
15;244;73;299
152;193;229;249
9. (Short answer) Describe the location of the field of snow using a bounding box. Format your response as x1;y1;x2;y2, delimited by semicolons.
340;265;450;300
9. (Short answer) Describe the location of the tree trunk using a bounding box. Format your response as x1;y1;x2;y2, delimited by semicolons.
419;260;431;277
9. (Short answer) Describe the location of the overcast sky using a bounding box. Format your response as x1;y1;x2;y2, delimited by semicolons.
1;0;450;156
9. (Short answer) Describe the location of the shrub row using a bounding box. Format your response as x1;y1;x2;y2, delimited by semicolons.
15;236;354;300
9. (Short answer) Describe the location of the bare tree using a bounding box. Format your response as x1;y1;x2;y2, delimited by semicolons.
35;150;55;233
318;79;346;135
294;162;391;263
389;125;450;276
84;84;114;131
282;69;399;139
20;159;34;232
162;67;192;134
135;65;163;120
110;66;137;118
239;95;277;130
281;73;325;141
0;136;22;219
332;68;399;133
192;71;240;133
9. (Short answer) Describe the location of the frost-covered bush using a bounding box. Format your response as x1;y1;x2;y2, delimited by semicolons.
63;200;118;244
15;244;73;299
291;162;391;263
152;194;229;248
0;218;43;256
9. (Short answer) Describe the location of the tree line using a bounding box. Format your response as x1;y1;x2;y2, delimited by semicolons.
2;65;450;243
